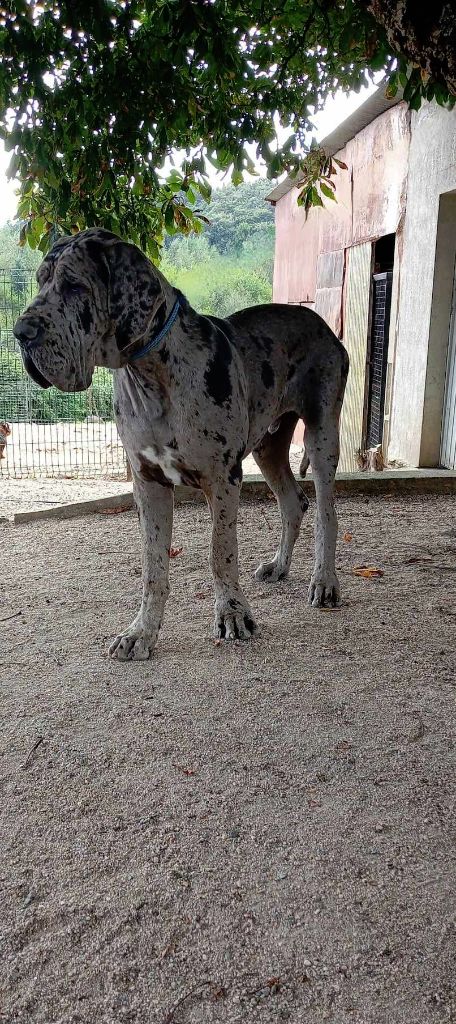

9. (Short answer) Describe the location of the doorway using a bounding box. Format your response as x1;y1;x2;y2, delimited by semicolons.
365;234;395;449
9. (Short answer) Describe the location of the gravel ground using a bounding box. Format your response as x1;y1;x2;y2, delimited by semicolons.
0;477;132;519
1;493;456;1024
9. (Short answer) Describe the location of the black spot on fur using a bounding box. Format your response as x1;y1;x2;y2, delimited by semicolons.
214;432;227;445
150;301;167;336
80;301;92;333
115;312;134;351
247;331;273;356
159;347;170;364
261;361;274;389
228;448;244;486
204;326;232;406
139;457;173;488
85;240;110;289
179;466;202;489
301;367;322;428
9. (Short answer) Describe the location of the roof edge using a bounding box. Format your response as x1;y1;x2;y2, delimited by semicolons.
265;84;404;204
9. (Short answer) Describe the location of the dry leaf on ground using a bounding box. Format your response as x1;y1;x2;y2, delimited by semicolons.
352;565;384;579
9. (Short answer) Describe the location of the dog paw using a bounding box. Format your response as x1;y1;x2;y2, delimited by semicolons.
109;628;155;661
214;597;257;641
254;557;288;583
308;573;341;608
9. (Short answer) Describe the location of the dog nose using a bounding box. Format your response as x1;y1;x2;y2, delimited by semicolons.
13;317;43;347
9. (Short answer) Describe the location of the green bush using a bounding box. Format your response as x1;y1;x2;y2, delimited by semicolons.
0;346;23;384
204;268;271;317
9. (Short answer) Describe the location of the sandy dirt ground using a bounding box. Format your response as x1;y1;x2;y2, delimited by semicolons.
0;448;304;518
1;493;455;1024
0;421;127;480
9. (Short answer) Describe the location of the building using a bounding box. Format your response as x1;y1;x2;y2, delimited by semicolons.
266;89;456;471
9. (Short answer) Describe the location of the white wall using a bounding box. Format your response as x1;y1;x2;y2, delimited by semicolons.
388;102;456;466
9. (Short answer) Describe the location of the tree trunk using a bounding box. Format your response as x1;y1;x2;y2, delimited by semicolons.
364;1;456;96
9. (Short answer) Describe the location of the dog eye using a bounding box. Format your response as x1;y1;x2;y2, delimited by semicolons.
63;280;86;295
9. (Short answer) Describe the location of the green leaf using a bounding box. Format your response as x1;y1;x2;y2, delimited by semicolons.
1;0;450;250
309;187;324;207
385;73;398;98
409;90;423;112
320;182;336;201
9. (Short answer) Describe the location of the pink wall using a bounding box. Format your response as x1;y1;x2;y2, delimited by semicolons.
272;103;410;305
272;102;410;451
273;193;320;304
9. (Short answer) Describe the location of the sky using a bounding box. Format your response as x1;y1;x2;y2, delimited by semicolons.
0;81;378;226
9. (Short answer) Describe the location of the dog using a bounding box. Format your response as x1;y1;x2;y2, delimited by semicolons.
0;421;11;460
14;228;349;661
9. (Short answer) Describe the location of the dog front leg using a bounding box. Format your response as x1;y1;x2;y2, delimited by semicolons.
206;482;257;641
109;474;173;661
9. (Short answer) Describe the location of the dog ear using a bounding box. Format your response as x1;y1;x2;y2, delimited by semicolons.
36;235;73;287
90;236;165;352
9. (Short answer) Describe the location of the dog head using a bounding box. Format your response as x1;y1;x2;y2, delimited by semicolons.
13;228;169;392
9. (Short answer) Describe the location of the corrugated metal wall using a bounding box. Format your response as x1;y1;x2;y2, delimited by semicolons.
339;242;373;471
314;248;345;337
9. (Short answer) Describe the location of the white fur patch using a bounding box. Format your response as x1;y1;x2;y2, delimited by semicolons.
141;445;182;485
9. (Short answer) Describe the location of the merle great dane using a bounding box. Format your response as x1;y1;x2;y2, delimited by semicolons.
14;228;349;661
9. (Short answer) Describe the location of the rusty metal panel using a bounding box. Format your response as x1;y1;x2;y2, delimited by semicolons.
272;186;320;303
317;103;410;255
314;289;342;335
339;242;373;472
315;248;345;289
351;103;410;244
273;103;409;307
314;248;345;336
317;151;353;254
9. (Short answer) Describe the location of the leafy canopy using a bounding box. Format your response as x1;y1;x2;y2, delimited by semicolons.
0;1;454;255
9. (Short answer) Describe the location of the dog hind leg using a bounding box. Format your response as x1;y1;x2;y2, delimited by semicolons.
305;412;341;607
253;412;309;583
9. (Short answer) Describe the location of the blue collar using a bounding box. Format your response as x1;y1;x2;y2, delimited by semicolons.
129;298;180;362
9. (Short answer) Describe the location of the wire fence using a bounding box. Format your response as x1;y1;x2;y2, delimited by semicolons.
0;269;127;479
